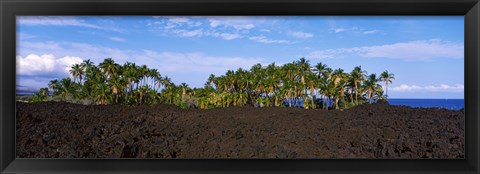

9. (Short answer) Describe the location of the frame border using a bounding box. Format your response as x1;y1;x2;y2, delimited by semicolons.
1;0;479;173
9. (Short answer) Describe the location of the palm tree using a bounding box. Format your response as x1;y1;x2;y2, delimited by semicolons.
313;62;328;78
138;65;148;87
225;70;236;92
59;78;75;100
181;83;189;102
81;59;94;75
156;75;163;92
207;74;216;87
334;79;347;109
162;84;174;104
38;88;49;98
324;67;333;79
94;83;110;105
31;88;50;102
318;77;331;110
332;69;347;86
331;68;348;106
123;62;138;92
234;91;248;106
350;66;366;104
48;79;60;95
380;70;395;98
279;80;293;107
69;64;84;84
250;63;266;106
306;73;318;109
98;58;117;79
149;69;160;91
82;66;98;97
295;57;310;84
282;63;297;82
163;76;172;90
364;74;381;103
109;75;124;104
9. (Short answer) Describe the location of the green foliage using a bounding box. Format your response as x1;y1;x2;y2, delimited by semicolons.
30;88;49;103
33;58;393;111
30;94;45;103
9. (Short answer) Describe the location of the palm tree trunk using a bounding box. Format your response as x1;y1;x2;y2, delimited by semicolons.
311;96;314;109
355;84;358;104
325;97;329;110
275;96;278;107
335;98;339;110
350;89;354;105
369;91;373;104
385;82;388;99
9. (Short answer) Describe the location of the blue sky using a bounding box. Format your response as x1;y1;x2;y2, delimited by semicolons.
16;16;464;99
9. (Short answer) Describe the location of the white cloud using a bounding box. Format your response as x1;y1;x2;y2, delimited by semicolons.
56;56;84;74
260;29;271;33
156;22;245;39
289;31;314;39
390;84;423;92
16;54;83;76
238;24;255;30
158;16;200;29
17;54;56;75
164;23;176;29
172;29;203;37
249;36;289;44
208;17;256;30
159;27;242;40
17;33;36;40
391;84;464;93
18;16;101;29
209;19;221;28
308;47;362;59
424;84;464;92
169;17;190;23
333;28;346;33
330;26;381;35
148;16;283;42
109;37;126;42
308;39;463;61
218;33;242;40
363;30;380;34
17;16;124;32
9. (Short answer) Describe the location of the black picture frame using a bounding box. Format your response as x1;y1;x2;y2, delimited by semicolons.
1;0;479;173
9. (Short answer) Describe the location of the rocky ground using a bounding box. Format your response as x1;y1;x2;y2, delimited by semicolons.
16;101;464;158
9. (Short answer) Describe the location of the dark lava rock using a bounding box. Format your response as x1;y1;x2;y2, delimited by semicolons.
16;101;464;158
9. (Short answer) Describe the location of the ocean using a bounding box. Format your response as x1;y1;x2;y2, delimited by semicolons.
388;99;464;110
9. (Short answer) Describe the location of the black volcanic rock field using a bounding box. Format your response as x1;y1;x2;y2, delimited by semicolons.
16;101;464;158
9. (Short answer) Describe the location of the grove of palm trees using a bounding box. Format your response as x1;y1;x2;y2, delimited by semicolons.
31;57;395;110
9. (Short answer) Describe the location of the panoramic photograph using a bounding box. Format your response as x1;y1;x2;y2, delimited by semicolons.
15;16;464;158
